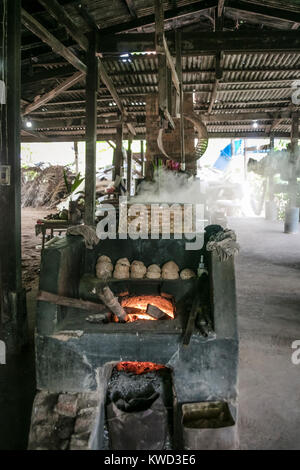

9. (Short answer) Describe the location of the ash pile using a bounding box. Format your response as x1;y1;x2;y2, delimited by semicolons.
105;364;173;450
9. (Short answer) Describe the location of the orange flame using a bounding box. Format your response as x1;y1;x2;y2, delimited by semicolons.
116;361;166;374
121;295;174;322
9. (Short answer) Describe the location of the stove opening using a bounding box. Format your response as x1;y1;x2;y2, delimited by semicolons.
119;294;175;322
105;361;173;450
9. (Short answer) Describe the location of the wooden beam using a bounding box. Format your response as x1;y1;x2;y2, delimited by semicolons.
38;0;89;51
21;8;87;73
37;290;107;314
163;35;180;95
75;2;99;31
290;112;299;164
176;30;185;166
113;124;123;179
155;0;174;129
288;112;299;206
99;0;217;35
140;139;145;176
208;80;219;114
98;30;300;55
218;0;225;17
84;31;98;226
22;64;75;85
127;137;132;194
0;0;25;352
22;71;84;115
124;0;137;18
204;111;292;122
107;140;116;150
227;0;300;25
24;3;136;137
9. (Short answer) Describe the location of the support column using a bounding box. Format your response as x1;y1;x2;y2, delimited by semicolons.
284;113;299;233
140;140;145;177
155;0;167;119
113;123;123;180
74;141;79;174
0;0;26;352
84;31;98;225
176;31;185;168
265;136;277;220
127;137;132;196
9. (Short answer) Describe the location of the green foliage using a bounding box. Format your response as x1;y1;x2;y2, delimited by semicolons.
63;169;85;197
274;192;289;220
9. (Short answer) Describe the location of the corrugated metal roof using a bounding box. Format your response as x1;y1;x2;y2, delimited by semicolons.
20;0;300;140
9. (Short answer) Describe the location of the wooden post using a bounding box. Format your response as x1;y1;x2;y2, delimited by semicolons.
140;140;145;176
74;141;79;174
289;113;299;207
176;31;185;167
0;0;26;352
155;0;167;117
113;123;123;179
127;137;132;195
244;138;248;181
84;31;98;225
268;136;274;201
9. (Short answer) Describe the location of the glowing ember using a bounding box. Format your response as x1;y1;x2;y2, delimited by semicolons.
116;361;166;374
121;295;174;322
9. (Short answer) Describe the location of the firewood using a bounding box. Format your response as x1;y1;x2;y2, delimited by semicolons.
37;290;107;314
98;286;128;322
146;304;168;320
124;306;143;316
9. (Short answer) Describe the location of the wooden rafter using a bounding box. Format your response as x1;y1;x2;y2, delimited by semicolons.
163;35;180;95
218;0;225;17
227;0;300;25
155;0;176;129
99;0;217;35
98;30;300;54
23;4;135;135
208;79;219;114
21;8;87;73
38;0;89;51
22;71;84;115
124;0;137;18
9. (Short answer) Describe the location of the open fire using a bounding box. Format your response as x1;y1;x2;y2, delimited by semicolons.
120;295;175;322
116;361;166;374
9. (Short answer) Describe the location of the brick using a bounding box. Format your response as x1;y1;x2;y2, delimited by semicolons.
54;393;78;418
74;407;97;434
69;433;89;450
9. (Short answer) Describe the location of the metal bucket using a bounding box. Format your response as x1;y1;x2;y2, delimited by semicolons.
284;207;299;234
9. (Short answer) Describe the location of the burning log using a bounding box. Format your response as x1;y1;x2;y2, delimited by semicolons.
98;286;128;322
146;304;169;320
123;306;144;316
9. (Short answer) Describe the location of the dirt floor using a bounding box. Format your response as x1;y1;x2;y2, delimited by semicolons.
1;214;300;449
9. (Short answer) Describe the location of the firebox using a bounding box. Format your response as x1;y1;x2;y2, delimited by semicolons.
31;234;238;450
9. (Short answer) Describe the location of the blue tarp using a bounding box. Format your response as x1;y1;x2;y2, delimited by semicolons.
213;139;243;171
